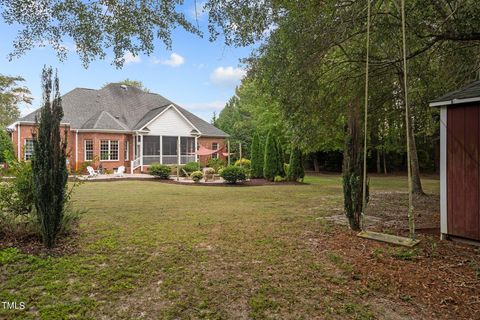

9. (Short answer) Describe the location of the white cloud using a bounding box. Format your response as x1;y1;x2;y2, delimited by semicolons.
123;52;141;64
153;53;185;67
210;66;246;87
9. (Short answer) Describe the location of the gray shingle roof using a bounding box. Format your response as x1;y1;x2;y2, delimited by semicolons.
430;80;480;106
18;83;229;137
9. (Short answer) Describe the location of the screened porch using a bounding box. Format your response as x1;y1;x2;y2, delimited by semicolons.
136;135;197;166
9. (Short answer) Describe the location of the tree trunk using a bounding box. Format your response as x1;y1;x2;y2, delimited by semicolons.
376;149;381;174
409;124;425;195
313;153;320;172
383;149;388;175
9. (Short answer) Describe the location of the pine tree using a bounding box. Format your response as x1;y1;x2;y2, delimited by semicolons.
250;132;264;178
263;131;278;181
287;147;305;182
32;67;68;248
342;104;368;231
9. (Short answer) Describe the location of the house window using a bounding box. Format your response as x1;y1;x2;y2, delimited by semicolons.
212;142;218;159
100;140;119;161
24;139;34;160
84;140;93;161
124;140;129;161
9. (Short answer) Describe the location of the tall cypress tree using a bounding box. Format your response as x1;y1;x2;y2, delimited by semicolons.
32;67;68;248
250;132;264;178
287;147;305;182
263;130;278;181
276;138;285;177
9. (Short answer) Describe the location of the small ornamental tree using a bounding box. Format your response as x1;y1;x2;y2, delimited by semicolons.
250;133;264;178
32;67;69;248
287;147;305;182
342;104;368;231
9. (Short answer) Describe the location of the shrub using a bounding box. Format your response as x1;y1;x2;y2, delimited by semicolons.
0;161;34;215
149;163;170;179
235;158;251;169
220;165;247;184
191;170;203;182
287;147;305;182
204;167;215;174
0;130;14;164
207;158;226;172
263;131;283;181
183;161;200;174
250;133;264;178
274;175;285;183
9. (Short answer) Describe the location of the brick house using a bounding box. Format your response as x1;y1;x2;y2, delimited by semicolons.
8;83;229;173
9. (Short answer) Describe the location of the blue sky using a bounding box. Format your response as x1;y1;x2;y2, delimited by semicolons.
0;1;254;121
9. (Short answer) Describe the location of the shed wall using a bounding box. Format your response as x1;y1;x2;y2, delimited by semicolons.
447;104;480;241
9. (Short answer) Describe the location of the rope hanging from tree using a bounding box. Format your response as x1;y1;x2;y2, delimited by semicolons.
359;0;416;242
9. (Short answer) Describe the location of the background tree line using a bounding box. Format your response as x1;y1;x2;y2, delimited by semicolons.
212;0;480;195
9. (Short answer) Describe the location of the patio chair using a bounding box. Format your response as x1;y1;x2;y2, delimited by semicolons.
115;166;125;177
87;166;98;178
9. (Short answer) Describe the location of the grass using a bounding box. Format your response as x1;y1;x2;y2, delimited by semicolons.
0;174;439;319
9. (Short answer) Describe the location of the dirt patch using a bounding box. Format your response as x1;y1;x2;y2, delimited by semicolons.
311;191;480;320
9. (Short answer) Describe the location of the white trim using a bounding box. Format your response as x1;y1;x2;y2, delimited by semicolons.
99;139;119;161
440;107;448;237
139;104;202;135
84;139;94;161
194;136;198;162
430;96;480;107
75;130;78;169
23;138;34;161
124;140;129;161
160;135;163;164
75;129;133;133
17;123;21;159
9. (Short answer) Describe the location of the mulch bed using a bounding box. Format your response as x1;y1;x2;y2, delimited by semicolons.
0;232;79;257
154;178;306;187
309;192;480;319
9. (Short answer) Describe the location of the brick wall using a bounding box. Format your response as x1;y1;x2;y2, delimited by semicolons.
197;137;228;165
11;124;135;173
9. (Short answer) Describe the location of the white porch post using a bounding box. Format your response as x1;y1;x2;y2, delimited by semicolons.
140;134;144;172
177;136;181;181
160;135;163;164
194;136;198;162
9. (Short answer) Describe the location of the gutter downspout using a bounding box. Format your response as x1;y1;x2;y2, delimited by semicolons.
17;123;21;160
75;130;79;172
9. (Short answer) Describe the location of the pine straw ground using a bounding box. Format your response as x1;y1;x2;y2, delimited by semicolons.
1;175;479;319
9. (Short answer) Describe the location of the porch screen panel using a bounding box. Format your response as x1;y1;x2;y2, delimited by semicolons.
181;137;196;164
162;136;177;164
143;136;160;165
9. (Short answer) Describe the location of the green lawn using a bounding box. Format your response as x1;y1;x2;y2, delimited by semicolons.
1;175;440;319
